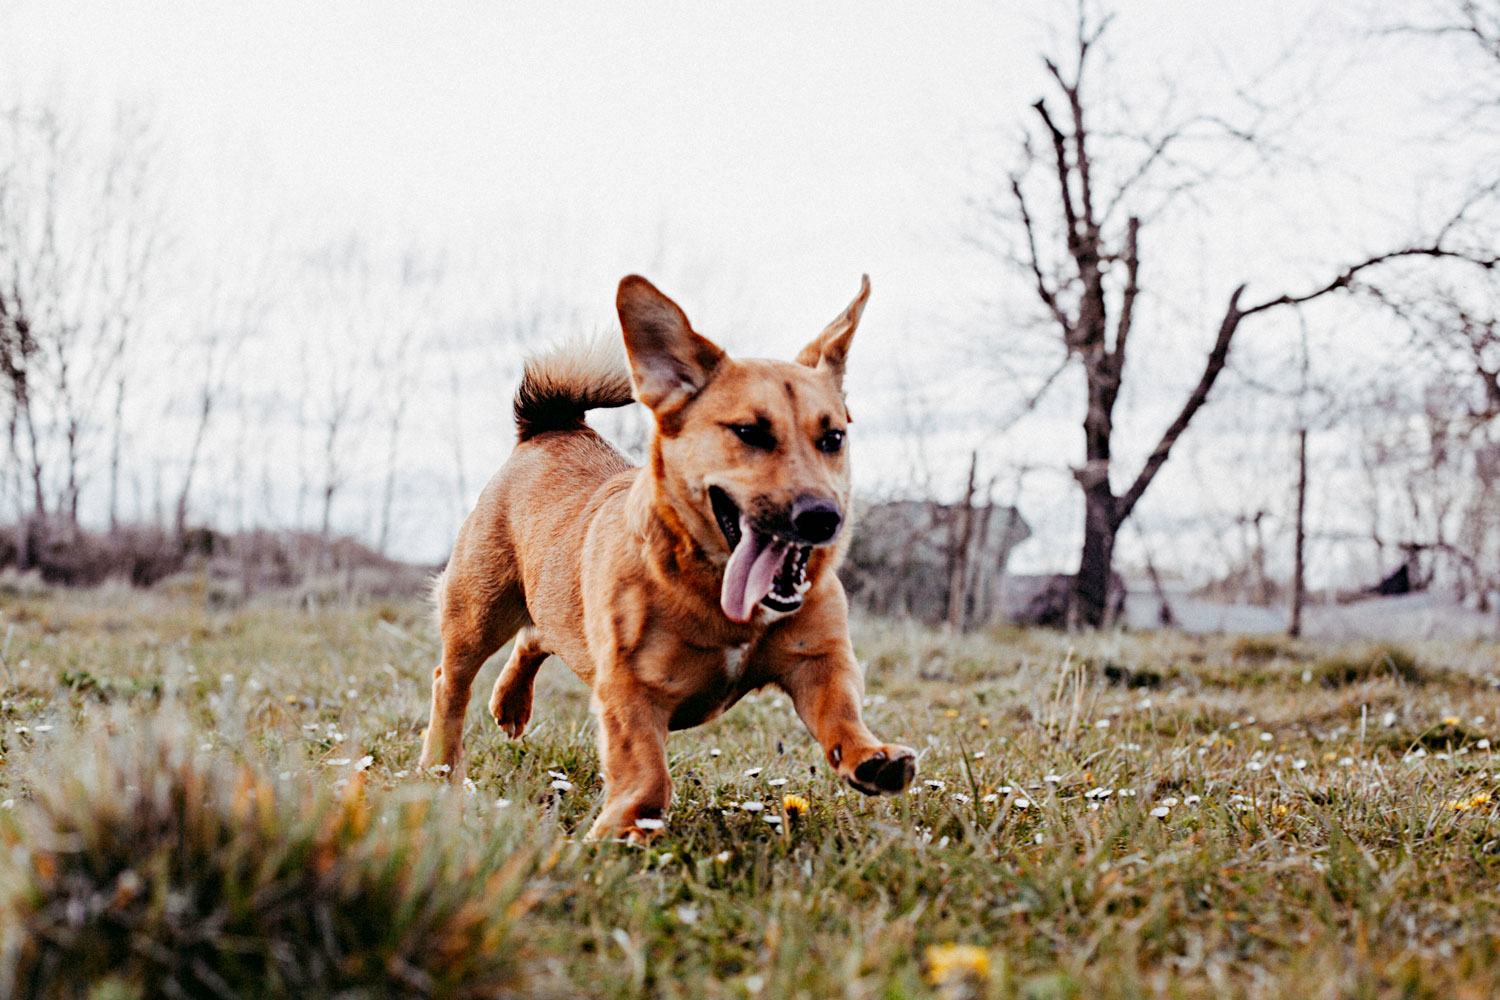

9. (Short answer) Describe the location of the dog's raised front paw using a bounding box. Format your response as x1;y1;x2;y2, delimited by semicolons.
488;681;533;739
845;745;917;796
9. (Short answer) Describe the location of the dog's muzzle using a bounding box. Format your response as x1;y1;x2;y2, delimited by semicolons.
710;487;827;622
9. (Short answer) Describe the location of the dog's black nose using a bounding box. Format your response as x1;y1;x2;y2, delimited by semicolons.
790;497;842;544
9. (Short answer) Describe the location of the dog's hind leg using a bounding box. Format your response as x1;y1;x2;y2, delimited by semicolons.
419;571;527;778
488;626;549;738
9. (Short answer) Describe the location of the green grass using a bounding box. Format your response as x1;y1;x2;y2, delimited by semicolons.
2;584;1499;998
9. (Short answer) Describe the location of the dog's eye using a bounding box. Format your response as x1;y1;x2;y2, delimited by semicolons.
817;429;845;454
729;423;776;450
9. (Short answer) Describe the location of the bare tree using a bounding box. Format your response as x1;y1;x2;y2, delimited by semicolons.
172;268;269;543
294;234;372;551
370;247;442;556
1000;3;1500;627
98;103;167;534
0;97;164;543
1354;280;1500;607
0;287;44;565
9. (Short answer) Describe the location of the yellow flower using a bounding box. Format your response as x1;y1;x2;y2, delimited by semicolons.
783;794;810;821
925;943;990;986
978;716;990;729
945;709;960;718
1448;791;1492;811
1442;716;1461;727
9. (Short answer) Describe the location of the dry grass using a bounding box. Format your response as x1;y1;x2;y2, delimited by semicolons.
2;586;1499;998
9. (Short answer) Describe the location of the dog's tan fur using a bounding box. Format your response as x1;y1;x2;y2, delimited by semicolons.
420;274;916;840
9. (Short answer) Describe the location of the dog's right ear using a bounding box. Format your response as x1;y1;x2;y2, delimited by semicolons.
795;274;869;395
617;275;725;418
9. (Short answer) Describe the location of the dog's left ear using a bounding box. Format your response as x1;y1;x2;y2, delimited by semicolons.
796;274;870;395
618;275;725;420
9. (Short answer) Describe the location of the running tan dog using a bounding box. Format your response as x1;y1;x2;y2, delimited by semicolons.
419;274;917;839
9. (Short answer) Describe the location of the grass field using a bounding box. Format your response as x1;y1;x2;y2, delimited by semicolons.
2;584;1499;999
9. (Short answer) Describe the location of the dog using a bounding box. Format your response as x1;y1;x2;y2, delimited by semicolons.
419;274;917;840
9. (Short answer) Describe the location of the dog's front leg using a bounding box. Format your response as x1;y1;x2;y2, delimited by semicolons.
778;646;917;796
584;675;672;841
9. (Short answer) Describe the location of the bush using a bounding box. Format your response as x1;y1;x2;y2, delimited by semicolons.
1230;635;1294;662
0;727;533;999
1309;643;1427;688
0;522;436;599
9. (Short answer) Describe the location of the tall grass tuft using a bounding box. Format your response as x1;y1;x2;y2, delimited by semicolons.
0;719;537;1000
1310;642;1427;688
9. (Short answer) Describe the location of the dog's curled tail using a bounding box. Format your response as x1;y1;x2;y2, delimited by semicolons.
513;336;636;441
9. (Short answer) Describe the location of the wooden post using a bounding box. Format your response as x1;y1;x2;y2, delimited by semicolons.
946;452;979;632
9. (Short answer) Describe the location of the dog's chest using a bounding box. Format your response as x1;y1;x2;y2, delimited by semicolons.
666;642;756;731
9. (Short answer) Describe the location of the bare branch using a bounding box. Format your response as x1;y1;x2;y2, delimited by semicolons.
1114;284;1245;528
1111;216;1140;364
996;354;1073;434
1032;98;1081;254
1241;246;1500;317
1042;10;1104;233
1009;173;1072;337
1098;113;1269;227
1434;177;1500;244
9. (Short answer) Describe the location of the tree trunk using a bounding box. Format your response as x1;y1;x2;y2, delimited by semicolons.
376;400;407;556
1071;478;1117;628
320;485;334;543
1289;427;1308;638
108;373;124;534
1250;512;1269;604
1070;346;1118;628
8;429;31;569
24;396;44;521
175;391;213;544
62;415;81;527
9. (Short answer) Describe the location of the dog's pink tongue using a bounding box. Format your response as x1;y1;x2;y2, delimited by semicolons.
721;516;790;623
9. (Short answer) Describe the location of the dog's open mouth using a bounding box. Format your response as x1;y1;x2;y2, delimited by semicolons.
710;487;814;622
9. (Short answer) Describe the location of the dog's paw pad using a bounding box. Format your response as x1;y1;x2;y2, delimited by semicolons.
848;748;917;796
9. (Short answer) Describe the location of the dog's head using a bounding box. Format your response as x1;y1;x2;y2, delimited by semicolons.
617;274;870;623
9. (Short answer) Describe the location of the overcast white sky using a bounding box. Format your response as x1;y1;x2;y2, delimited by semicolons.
3;1;1492;578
